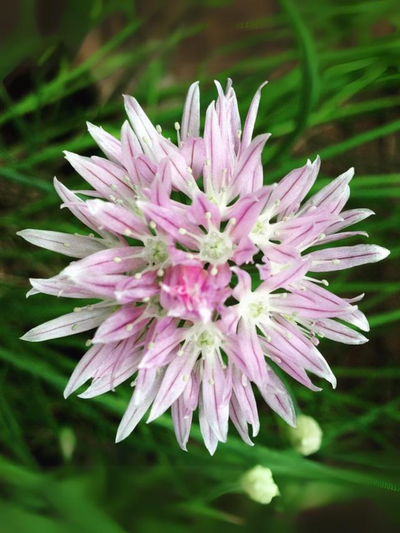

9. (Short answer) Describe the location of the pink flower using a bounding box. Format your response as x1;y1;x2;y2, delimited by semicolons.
160;264;230;323
19;79;389;454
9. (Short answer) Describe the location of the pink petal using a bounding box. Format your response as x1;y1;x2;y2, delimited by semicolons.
232;236;258;265
28;276;94;299
180;137;206;179
204;101;224;192
301;168;354;215
262;317;336;387
231;366;260;436
202;354;231;442
230;393;254;446
92;306;149;344
86;199;150;239
21;305;113;342
226;321;268;387
260;243;300;264
114;272;159;303
158;138;199;197
309;245;390;272
187;192;221;228
134;154;157;185
240;81;268;153
54;178;110;236
79;348;142;398
171;396;193;451
87;122;122;164
64;342;112;398
228;191;268;241
147;344;200;422
318;231;369;245
18;229;108;258
123;95;161;161
199;391;218;455
181;81;200;140
115;368;164;442
325;208;375;235
230;134;270;197
268;160;315;216
139;325;186;369
120;121;143;187
64;152;135;202
62;246;145;277
138;201;201;248
312;318;368;345
259;369;296;427
260;258;311;292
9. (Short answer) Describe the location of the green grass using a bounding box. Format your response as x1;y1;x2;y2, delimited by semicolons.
1;0;399;531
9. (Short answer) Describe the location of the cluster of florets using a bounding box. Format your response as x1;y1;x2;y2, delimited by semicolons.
19;80;389;454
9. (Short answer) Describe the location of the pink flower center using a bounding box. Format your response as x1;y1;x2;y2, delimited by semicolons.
160;264;228;323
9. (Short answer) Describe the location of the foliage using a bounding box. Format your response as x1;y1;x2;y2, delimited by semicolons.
0;0;399;531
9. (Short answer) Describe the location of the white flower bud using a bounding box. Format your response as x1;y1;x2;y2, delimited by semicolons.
288;414;322;456
59;426;76;461
241;465;280;504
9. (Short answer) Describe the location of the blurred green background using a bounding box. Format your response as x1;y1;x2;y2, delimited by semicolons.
0;0;399;531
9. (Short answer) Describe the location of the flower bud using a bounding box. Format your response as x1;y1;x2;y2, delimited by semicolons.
241;465;280;504
288;414;322;456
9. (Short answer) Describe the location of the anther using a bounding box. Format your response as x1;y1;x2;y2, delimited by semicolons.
149;221;157;230
126;324;134;331
124;228;132;236
178;228;187;235
134;273;142;279
113;257;122;263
